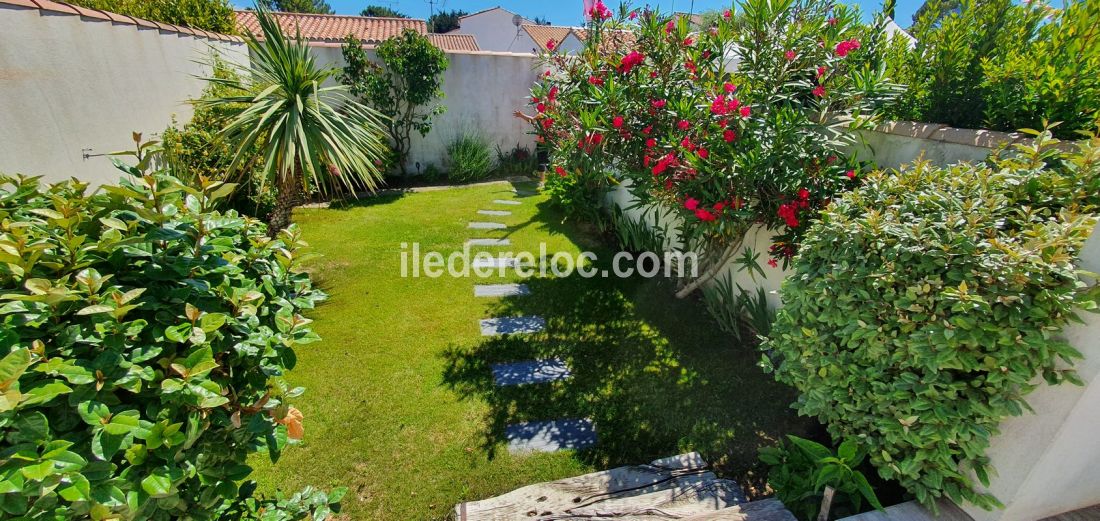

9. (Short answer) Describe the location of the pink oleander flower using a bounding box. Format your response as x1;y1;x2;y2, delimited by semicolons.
812;85;826;97
723;129;736;142
785;50;797;61
739;105;751;117
684;197;699;210
677;120;690;131
613;116;624;128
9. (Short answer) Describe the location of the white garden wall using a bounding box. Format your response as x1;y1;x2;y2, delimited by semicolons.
304;45;540;175
0;1;246;187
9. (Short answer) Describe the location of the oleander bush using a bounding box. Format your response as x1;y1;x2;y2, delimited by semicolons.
762;129;1100;510
66;0;237;34
0;170;339;519
527;0;898;297
880;0;1100;138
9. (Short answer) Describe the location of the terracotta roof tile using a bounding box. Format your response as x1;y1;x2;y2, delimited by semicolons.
427;33;480;52
522;25;572;52
234;10;426;44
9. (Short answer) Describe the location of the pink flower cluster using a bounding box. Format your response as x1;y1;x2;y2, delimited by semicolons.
587;0;613;21
619;51;645;74
834;38;861;57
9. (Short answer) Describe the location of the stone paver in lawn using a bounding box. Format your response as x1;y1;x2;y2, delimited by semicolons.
474;284;530;297
480;316;545;336
505;419;597;453
466;238;511;247
493;199;522;206
477;209;512;216
468;222;507;230
471;256;518;269
492;358;571;386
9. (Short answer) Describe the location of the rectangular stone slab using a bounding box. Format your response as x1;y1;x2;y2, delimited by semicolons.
477;210;512;216
505;418;596;453
471;256;517;269
480;316;545;335
474;284;530;297
466;238;511;246
492;358;570;386
493;199;522;205
468;222;507;230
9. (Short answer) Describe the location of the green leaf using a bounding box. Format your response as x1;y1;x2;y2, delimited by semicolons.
837;439;858;462
21;460;55;481
141;469;174;498
76;305;113;316
852;471;884;511
58;473;92;502
20;381;72;407
0;348;32;391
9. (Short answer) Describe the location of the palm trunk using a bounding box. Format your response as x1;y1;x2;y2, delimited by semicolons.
267;173;301;238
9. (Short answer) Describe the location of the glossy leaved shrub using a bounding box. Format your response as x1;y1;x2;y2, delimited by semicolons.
763;130;1100;510
64;0;237;34
0;172;338;519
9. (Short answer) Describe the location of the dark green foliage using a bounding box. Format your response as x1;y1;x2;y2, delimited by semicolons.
493;145;537;177
360;5;407;18
702;274;774;344
880;0;1099;137
65;0;236;34
763;130;1100;510
162;57;275;219
428;9;467;33
446;134;494;183
257;0;333;14
910;0;961;25
759;436;883;521
0;169;340;519
341;31;448;176
609;206;665;255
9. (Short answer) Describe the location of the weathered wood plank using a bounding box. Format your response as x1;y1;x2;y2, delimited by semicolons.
681;499;800;521
456;453;758;520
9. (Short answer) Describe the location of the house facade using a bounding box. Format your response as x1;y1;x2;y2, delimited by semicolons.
450;6;534;53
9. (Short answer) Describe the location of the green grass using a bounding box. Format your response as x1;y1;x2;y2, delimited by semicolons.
249;181;817;520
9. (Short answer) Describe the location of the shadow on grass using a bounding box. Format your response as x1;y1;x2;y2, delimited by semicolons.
440;203;819;498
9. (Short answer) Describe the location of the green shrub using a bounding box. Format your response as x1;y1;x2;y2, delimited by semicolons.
762;130;1100;510
493;145;537;177
759;436;883;521
162;57;275;219
880;0;1099;138
446;134;494;183
0;171;336;519
65;0;237;34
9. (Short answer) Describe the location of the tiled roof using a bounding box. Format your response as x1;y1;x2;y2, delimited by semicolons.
459;6;507;20
234;10;426;44
1;0;242;42
522;25;573;52
427;33;480;52
570;27;637;53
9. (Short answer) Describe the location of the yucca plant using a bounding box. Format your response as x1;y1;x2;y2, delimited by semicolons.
198;4;389;235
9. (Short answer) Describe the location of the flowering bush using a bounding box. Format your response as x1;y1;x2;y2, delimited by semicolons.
528;0;897;296
763;130;1100;510
0;169;338;519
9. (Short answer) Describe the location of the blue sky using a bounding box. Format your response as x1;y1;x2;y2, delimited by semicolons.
231;0;927;26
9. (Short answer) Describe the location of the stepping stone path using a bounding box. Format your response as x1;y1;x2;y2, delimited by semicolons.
466;187;599;454
492;358;571;386
504;419;597;453
466;238;510;246
479;316;545;336
474;283;529;297
468;221;507;230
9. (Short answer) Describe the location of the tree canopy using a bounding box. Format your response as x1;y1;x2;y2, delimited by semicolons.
361;5;407;18
428;9;467;33
257;0;333;14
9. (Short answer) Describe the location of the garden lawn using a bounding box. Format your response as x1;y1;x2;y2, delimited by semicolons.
248;180;816;520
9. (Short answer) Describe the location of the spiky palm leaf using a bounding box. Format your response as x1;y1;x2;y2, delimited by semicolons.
198;4;389;229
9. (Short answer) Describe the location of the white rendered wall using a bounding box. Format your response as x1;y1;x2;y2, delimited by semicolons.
0;5;245;186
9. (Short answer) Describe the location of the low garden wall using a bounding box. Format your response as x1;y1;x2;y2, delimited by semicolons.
608;122;1100;521
0;1;246;186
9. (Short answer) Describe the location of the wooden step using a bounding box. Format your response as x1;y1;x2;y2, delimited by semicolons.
455;452;774;520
